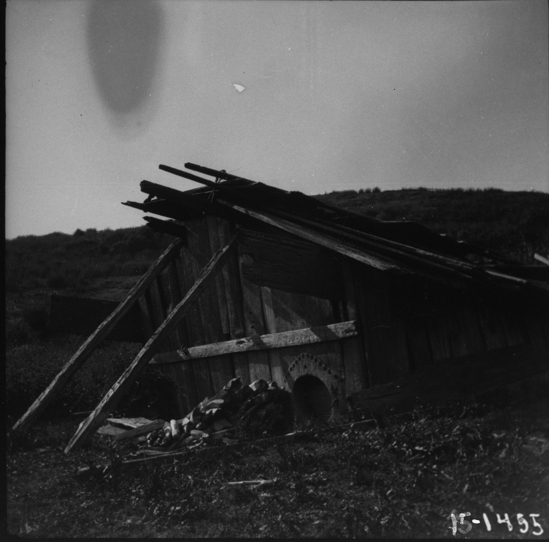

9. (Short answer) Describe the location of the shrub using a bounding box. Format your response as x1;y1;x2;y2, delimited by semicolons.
6;318;33;349
48;274;69;289
22;306;49;332
5;338;179;424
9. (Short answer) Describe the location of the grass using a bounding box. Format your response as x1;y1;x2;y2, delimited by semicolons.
6;397;549;538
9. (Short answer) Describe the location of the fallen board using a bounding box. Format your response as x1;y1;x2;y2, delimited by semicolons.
113;420;166;442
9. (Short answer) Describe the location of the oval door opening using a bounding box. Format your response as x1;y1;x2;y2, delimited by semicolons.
293;374;332;424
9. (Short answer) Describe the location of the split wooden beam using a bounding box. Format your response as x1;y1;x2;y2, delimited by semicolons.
64;234;238;453
151;320;359;364
12;239;184;434
215;201;400;272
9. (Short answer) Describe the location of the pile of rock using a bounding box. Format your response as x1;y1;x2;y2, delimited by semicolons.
145;377;293;451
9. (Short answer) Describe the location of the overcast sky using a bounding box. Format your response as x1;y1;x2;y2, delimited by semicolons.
6;0;548;239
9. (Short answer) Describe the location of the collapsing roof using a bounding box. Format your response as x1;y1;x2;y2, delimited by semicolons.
123;162;549;299
13;162;549;453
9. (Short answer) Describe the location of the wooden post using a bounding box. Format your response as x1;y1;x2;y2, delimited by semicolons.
12;240;184;434
63;235;238;453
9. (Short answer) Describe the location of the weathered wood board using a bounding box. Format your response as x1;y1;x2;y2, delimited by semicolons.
156;263;197;414
356;272;410;385
151;321;359;363
239;248;271;382
218;218;250;384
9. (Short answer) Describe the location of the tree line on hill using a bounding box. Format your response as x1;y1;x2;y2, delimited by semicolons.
317;187;549;264
5;226;173;295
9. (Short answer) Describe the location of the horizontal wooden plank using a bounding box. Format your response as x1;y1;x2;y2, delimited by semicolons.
151;320;359;364
48;294;144;343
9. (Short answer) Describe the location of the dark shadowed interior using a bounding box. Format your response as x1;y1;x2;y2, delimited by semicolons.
293;375;332;424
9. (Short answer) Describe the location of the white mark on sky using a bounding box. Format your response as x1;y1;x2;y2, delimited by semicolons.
71;198;78;216
233;83;245;92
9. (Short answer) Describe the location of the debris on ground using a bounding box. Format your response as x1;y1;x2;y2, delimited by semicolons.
99;377;294;454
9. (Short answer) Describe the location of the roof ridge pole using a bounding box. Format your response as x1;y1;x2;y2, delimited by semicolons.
63;232;239;453
184;162;255;184
158;165;263;209
12;239;184;434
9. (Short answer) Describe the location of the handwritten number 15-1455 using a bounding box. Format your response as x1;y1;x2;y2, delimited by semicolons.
450;512;544;536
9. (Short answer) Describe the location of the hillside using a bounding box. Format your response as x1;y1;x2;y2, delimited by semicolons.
316;187;549;264
7;188;549;295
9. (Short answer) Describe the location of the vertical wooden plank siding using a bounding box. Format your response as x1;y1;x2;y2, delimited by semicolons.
173;252;201;345
357;273;410;385
157;269;180;350
260;287;287;385
165;262;189;347
476;302;509;351
261;288;335;331
160;263;198;414
458;302;486;356
204;216;235;389
341;262;369;395
498;308;526;347
137;295;155;342
179;220;217;398
187;219;234;393
239;250;272;382
173;250;213;400
146;281;171;353
206;216;231;337
217;219;250;384
402;316;433;372
524;310;549;351
390;314;411;372
149;274;191;415
426;314;453;362
185;221;217;396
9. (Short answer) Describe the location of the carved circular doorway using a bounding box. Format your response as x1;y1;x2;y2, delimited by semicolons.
293;374;332;423
283;352;345;423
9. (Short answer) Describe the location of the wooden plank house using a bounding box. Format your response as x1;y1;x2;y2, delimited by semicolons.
13;163;549;452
